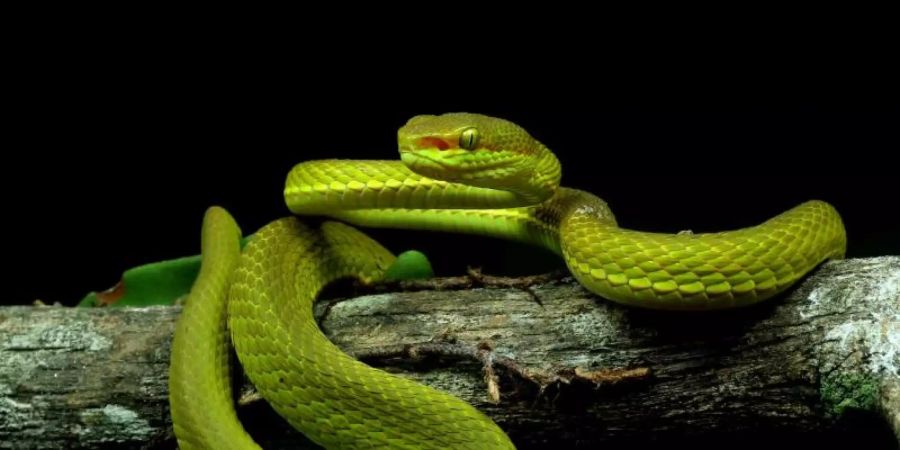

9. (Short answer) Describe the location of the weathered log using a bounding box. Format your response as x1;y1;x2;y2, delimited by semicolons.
1;257;898;449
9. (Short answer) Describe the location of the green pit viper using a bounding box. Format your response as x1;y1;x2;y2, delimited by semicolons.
168;113;847;449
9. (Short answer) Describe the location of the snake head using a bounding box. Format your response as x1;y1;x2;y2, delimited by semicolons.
397;113;545;190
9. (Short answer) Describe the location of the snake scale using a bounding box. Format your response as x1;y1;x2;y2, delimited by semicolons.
168;113;847;449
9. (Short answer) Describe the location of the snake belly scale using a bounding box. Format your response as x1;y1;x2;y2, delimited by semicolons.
168;113;847;449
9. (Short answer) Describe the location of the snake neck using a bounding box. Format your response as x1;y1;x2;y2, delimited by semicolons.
475;142;562;205
525;143;562;202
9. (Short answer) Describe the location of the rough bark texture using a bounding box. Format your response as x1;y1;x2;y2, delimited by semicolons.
1;257;898;449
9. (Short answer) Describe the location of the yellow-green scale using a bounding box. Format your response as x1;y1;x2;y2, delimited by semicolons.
227;218;514;449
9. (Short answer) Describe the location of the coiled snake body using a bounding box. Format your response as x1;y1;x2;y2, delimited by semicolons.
169;113;847;449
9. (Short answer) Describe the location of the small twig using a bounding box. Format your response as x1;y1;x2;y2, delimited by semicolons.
523;287;544;306
366;269;570;294
352;336;651;405
476;342;500;403
466;268;559;306
353;340;548;403
315;270;568;323
466;267;569;291
570;367;652;386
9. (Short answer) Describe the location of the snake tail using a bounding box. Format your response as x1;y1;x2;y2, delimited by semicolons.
169;207;258;450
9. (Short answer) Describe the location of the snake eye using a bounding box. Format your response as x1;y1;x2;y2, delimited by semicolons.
459;127;479;150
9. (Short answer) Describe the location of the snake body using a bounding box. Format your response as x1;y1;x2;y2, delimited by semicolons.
169;113;847;449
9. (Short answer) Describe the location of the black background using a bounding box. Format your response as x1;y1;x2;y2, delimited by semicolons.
1;25;898;450
8;98;897;306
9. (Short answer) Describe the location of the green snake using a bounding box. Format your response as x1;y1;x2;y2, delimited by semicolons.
168;113;847;449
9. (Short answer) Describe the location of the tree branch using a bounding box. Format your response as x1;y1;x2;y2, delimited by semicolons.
1;257;898;449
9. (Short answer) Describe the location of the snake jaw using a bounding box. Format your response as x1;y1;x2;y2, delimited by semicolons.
400;148;531;186
400;149;470;182
400;150;445;172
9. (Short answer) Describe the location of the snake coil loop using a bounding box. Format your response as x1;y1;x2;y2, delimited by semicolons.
170;113;847;449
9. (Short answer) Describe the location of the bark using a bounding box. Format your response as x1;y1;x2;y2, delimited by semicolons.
1;257;898;449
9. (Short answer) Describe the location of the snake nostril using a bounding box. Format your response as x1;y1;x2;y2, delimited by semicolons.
418;137;450;151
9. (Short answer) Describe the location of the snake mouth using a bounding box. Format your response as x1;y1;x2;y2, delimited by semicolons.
398;132;457;153
417;137;451;151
